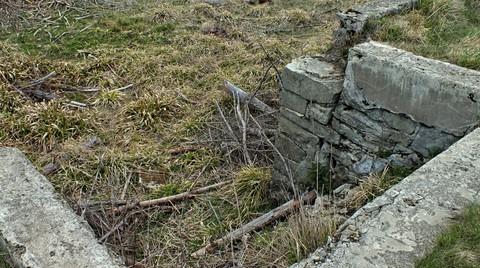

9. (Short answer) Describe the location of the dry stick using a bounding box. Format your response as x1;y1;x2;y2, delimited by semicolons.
235;94;253;165
48;83;100;92
246;127;276;137
215;100;240;144
111;83;134;92
191;191;317;257
28;71;56;87
113;180;232;213
224;80;275;114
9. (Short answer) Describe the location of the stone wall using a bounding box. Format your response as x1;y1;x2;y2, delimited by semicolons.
273;41;480;194
292;127;480;268
327;0;418;63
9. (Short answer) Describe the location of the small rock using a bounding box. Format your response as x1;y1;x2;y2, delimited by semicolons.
352;156;388;175
83;135;102;149
200;21;227;37
333;183;353;196
201;0;225;5
42;162;59;176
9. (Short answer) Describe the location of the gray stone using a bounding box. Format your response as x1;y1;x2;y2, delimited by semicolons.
306;103;334;124
343;41;480;136
197;0;225;5
282;57;343;103
334;106;382;136
350;0;418;18
334;105;413;148
0;148;124;268
321;140;362;168
293;128;480;268
331;118;379;152
409;125;459;158
329;0;418;61
367;109;417;134
278;113;320;146
387;154;421;168
273;157;314;187
281;108;341;145
280;89;309;115
352;155;388;175
276;133;307;162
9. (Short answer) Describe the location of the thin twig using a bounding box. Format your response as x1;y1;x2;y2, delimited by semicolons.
250;115;297;198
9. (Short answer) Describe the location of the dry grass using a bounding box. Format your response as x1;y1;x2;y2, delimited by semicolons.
0;0;382;267
374;0;480;70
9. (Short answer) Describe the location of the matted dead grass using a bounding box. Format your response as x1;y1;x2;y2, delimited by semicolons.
0;0;374;267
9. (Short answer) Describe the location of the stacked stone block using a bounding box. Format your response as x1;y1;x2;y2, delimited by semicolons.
274;41;480;194
273;57;344;193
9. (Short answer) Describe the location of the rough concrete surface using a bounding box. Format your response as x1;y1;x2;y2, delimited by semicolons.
344;41;480;136
0;148;124;268
293;128;480;268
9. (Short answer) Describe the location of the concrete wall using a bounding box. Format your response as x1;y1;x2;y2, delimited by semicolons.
273;41;480;194
293;127;480;268
0;148;124;268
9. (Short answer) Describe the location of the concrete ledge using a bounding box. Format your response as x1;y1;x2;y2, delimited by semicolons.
0;148;123;268
344;41;480;136
293;128;480;268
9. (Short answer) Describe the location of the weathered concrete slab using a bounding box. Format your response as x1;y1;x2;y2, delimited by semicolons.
282;57;344;103
328;0;418;62
293;128;480;268
0;148;124;268
348;0;418;18
344;41;480;136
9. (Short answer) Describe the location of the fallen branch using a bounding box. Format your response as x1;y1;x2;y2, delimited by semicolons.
246;127;276;137
191;190;317;257
111;83;134;92
113;180;232;213
28;71;56;87
223;80;275;114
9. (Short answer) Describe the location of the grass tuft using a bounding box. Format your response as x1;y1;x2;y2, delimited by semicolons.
228;166;271;217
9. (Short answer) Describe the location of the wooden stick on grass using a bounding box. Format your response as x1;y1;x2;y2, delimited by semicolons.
191;190;317;257
223;80;275;114
113;180;232;213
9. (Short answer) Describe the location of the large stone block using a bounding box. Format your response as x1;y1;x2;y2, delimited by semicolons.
0;148;123;268
281;108;341;145
306;103;334;125
273;157;314;188
409;125;459;158
343;41;480;136
366;109;417;135
275;133;307;162
278;113;320;146
282;57;344;104
280;89;309;115
331;118;379;153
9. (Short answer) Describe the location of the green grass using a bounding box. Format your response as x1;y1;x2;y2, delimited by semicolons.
417;205;480;268
0;0;365;267
374;0;480;70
